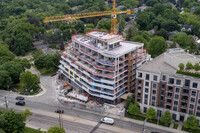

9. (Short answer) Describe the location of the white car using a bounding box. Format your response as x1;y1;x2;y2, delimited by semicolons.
101;117;114;125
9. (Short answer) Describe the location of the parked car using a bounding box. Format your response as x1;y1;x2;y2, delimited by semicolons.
55;109;64;114
50;73;57;77
101;117;114;125
16;96;25;100
16;101;25;106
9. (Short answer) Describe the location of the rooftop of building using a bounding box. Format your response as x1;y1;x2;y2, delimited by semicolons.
138;48;200;74
86;30;123;42
72;33;143;57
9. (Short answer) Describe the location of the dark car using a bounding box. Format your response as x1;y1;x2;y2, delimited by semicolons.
55;109;64;114
16;101;25;106
50;73;57;77
16;96;25;100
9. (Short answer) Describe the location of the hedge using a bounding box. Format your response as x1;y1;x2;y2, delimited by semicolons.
176;70;200;78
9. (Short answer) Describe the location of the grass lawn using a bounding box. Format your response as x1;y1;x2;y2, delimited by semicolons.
147;119;157;124
173;124;178;129
157;121;170;127
14;82;41;95
125;113;145;121
33;65;58;76
23;127;45;133
182;126;200;133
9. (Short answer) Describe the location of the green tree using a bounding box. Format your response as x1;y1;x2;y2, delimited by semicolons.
170;33;190;48
13;58;31;69
184;115;198;130
33;49;44;59
0;110;25;133
191;22;200;38
47;126;66;133
19;71;40;94
146;107;156;121
148;36;168;58
0;61;23;83
74;20;85;33
131;35;148;48
136;12;155;30
186;62;193;69
0;70;12;90
20;109;33;121
179;13;198;25
154;29;169;40
0;129;5;133
126;26;136;41
128;101;140;116
0;43;14;65
194;63;200;71
178;63;184;70
153;3;166;16
97;20;111;31
161;110;172;126
161;20;180;32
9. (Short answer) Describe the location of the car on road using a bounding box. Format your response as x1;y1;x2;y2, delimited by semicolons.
55;109;64;114
101;117;114;125
16;96;25;100
16;101;25;106
50;73;57;77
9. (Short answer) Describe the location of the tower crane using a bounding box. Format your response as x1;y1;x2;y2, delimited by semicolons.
43;0;131;34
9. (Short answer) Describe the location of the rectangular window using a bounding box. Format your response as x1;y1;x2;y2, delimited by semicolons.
174;101;178;105
146;74;149;80
138;72;142;78
162;84;165;88
144;100;147;105
145;94;148;99
185;79;190;87
153;75;157;81
176;88;180;93
196;112;200;116
190;104;194;109
189;110;193;115
173;107;177;111
172;114;176;120
169;78;174;84
176;79;181;85
145;88;148;93
161;96;164;100
198;99;200;104
152;102;155;106
197;106;200;111
175;94;179;99
192;91;196;96
162;75;166;81
193;82;198;88
191;98;195;103
153;90;156;94
153;83;157;88
161;89;165;95
144;107;147;113
152;96;155;100
145;82;149;87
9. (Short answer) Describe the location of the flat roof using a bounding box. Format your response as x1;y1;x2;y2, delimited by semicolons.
104;41;143;56
138;53;177;74
86;30;122;42
72;35;143;57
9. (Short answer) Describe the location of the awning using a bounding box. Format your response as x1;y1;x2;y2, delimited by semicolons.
120;93;133;100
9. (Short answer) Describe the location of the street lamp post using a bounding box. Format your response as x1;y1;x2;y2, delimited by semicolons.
4;96;8;109
142;120;146;133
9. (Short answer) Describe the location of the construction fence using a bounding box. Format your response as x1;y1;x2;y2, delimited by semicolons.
58;98;105;113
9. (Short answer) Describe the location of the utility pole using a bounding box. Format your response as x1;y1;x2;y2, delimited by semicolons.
58;110;61;128
142;120;146;133
4;96;8;109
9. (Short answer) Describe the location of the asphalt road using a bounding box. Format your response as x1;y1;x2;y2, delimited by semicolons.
0;95;172;133
0;67;172;133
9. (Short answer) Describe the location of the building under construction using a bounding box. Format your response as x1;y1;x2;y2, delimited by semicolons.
59;30;149;104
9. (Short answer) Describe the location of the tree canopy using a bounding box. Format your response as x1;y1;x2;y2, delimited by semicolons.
184;115;198;130
19;71;40;94
148;36;167;58
146;107;156;120
47;126;66;133
161;110;172;126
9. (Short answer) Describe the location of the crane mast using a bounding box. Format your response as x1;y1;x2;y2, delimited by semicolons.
43;0;131;34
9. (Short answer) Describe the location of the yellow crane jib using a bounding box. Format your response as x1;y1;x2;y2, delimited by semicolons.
43;0;131;34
